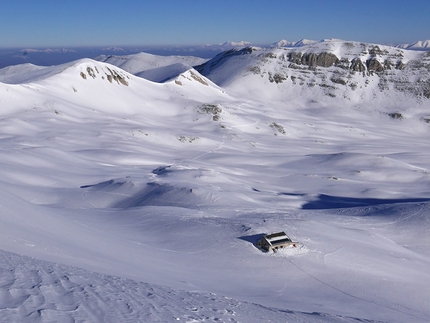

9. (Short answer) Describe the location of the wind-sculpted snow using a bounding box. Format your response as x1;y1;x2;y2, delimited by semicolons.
2;250;367;323
1;40;430;322
79;180;202;209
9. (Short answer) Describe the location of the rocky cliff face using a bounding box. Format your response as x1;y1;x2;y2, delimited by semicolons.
285;44;412;74
196;40;430;102
287;51;340;68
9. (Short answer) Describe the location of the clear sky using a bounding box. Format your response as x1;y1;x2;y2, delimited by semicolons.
1;0;429;48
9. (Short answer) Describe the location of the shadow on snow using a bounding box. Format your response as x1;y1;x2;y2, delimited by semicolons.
301;194;430;210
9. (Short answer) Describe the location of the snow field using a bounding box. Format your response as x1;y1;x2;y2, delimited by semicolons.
1;41;430;322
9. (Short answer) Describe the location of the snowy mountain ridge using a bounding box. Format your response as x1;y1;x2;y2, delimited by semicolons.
196;39;430;105
1;38;430;323
96;52;207;79
219;40;252;47
0;58;133;86
271;38;318;48
271;38;430;50
395;39;430;49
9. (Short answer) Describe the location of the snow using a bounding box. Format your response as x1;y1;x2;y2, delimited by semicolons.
1;40;430;322
271;39;318;48
95;52;207;81
220;41;252;47
395;40;430;49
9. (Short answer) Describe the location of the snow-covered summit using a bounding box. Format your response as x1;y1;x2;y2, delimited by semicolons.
271;38;318;48
0;58;133;87
395;40;430;50
196;39;430;103
0;63;47;84
1;38;430;323
220;40;252;47
21;48;77;54
96;52;207;77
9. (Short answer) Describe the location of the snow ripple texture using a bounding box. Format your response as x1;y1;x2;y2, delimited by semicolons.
0;250;364;323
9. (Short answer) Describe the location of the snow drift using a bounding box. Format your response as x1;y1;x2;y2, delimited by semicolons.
1;39;430;322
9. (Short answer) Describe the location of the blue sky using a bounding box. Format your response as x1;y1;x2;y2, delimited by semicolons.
1;0;429;48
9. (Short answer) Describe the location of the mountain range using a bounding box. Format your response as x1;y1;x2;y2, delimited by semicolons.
394;39;430;49
1;39;430;322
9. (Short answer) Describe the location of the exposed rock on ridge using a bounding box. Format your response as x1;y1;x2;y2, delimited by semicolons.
288;52;339;68
196;40;430;101
79;64;129;86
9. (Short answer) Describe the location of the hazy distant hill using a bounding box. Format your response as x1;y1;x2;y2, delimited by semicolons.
394;39;430;49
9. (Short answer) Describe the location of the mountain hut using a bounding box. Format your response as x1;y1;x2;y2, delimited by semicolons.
258;231;298;252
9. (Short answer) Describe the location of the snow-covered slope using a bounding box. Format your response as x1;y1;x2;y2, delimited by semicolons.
1;41;430;322
95;52;207;82
1;248;373;323
271;38;318;48
395;40;430;50
196;39;430;107
0;63;47;84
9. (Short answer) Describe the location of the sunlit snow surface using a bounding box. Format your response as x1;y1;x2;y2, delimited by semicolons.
1;44;430;322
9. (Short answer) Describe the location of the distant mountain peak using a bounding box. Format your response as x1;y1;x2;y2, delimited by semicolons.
395;40;430;49
270;39;292;48
294;38;318;46
20;48;77;54
320;38;344;43
220;41;252;47
102;47;126;52
196;39;430;103
271;38;317;48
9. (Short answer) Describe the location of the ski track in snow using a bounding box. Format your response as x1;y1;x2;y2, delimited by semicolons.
286;258;430;322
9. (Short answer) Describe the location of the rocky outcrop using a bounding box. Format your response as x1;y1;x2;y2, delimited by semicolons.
268;72;287;83
396;61;406;70
368;46;389;56
79;65;129;86
287;52;339;68
315;52;340;67
105;67;129;86
196;40;430;101
350;58;366;72
366;58;384;73
288;52;405;74
297;47;429;99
